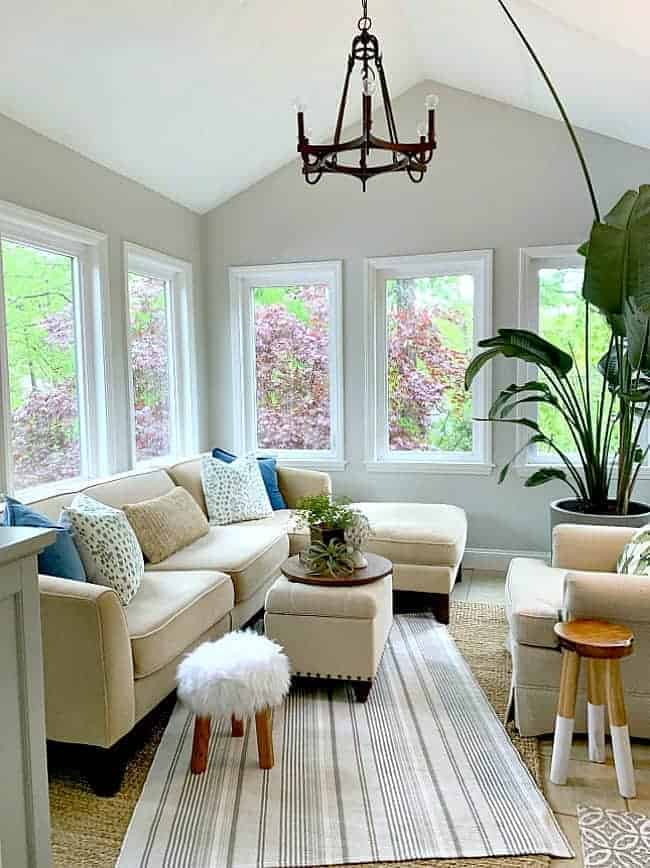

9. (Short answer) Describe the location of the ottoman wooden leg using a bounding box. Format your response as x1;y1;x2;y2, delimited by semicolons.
191;715;211;775
587;659;606;763
231;715;244;737
606;660;636;798
550;649;580;785
255;708;274;770
353;681;372;703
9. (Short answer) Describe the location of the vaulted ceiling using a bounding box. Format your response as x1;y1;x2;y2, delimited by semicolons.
1;0;648;213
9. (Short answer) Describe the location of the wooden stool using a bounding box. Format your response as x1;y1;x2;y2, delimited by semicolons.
191;709;275;774
176;632;290;777
550;619;635;798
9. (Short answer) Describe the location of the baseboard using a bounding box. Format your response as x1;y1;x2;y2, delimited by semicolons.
464;547;550;572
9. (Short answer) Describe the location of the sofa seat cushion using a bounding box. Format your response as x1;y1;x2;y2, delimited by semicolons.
145;525;289;603
506;557;565;650
351;502;467;567
126;570;234;678
238;509;308;555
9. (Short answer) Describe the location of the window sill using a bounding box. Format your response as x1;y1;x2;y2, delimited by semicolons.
516;462;650;481
276;458;348;473
364;460;494;476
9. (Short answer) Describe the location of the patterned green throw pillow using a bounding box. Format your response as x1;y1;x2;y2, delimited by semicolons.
617;524;650;575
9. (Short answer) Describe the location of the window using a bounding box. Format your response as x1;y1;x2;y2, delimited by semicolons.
518;245;626;469
230;261;344;469
124;243;196;466
365;251;493;473
0;201;110;497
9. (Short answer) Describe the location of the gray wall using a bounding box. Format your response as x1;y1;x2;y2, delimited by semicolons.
203;80;650;553
0;111;207;460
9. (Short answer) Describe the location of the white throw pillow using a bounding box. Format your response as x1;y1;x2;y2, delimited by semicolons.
201;453;272;525
617;524;650;575
60;494;144;606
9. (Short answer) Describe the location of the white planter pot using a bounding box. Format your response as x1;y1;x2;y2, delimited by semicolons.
549;498;650;547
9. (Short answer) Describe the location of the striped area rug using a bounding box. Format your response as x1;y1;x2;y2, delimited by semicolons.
117;615;571;867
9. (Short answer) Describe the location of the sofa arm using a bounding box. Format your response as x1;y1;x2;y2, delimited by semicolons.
39;576;135;748
276;466;332;508
552;523;635;571
563;570;650;624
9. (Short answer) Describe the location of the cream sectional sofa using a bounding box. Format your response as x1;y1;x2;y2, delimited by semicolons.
31;456;330;793
506;523;650;739
31;455;466;793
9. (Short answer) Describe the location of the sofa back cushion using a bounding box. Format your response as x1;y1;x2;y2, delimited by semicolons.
84;469;174;509
167;456;207;514
123;486;209;564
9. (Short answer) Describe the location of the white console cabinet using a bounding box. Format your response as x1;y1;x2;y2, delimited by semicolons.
0;527;55;868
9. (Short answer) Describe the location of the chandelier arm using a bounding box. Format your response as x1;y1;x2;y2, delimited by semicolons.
302;135;366;157
334;55;355;146
376;58;399;146
496;0;600;222
367;132;433;155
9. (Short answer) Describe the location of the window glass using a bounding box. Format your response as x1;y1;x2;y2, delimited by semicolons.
252;284;331;451
2;239;82;490
128;272;172;461
386;275;473;454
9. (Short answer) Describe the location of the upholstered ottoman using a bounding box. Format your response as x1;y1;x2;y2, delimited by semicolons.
264;571;393;702
352;502;466;624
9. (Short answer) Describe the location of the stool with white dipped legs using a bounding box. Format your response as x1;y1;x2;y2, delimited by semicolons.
549;619;635;799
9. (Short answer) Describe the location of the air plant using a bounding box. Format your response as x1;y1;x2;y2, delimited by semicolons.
300;540;355;578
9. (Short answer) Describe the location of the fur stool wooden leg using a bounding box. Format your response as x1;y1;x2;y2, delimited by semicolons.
177;631;290;776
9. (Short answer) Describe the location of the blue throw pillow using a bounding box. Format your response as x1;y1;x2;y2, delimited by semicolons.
1;497;87;581
211;448;287;511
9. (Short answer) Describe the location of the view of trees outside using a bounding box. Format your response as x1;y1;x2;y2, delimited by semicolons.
387;275;473;453
253;284;331;450
537;267;610;456
2;239;82;490
127;272;172;462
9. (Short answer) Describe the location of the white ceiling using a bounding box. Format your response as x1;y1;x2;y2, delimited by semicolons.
0;0;648;213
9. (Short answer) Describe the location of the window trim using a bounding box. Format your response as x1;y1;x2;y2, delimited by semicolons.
0;199;111;497
517;245;585;476
364;250;494;475
229;260;345;471
515;244;650;479
123;242;198;469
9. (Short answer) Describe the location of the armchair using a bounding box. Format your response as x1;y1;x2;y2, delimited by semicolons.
506;523;650;738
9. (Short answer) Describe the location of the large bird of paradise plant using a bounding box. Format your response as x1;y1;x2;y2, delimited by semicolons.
465;4;650;516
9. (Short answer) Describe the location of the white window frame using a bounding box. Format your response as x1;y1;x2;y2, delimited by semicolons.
517;244;650;478
0;200;111;498
364;250;493;474
229;260;345;471
124;242;197;468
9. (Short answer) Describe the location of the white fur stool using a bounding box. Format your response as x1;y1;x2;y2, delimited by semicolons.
176;631;290;774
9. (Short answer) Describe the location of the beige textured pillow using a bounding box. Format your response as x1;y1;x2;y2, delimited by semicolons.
123;487;209;564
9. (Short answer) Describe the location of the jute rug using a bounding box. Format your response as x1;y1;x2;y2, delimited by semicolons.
49;602;561;868
577;804;650;866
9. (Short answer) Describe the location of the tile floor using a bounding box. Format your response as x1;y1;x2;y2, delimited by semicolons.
456;570;650;867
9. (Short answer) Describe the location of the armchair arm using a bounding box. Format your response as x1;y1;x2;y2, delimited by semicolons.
39;576;135;748
552;523;635;571
276;466;332;508
564;570;650;624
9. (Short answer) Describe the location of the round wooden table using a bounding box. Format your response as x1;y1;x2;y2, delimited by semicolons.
281;552;392;587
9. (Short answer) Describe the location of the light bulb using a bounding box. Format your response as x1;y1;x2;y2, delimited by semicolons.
417;121;427;138
292;96;306;113
425;93;439;111
361;70;377;97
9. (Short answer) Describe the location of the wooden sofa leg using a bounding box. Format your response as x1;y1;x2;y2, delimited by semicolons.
353;681;373;703
431;593;450;625
88;741;127;797
456;561;463;584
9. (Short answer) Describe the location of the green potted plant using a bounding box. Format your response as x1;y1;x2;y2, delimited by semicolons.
456;4;650;533
301;539;356;578
465;188;650;531
295;494;357;547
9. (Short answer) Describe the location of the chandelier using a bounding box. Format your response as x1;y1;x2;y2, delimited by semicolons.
294;0;438;190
